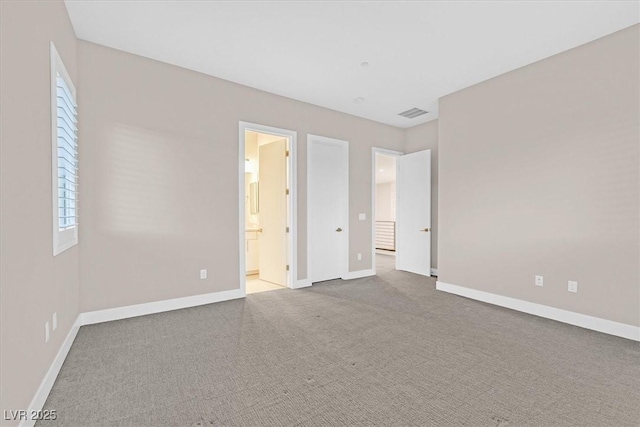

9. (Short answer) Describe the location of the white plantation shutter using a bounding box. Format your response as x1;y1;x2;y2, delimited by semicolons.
56;74;78;230
51;42;78;255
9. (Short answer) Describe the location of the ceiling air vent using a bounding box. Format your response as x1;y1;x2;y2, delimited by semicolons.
398;108;428;119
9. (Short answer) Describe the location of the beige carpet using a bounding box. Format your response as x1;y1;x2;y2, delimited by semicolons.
39;255;640;426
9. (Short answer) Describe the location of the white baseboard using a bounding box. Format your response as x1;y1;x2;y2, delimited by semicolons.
436;281;640;342
20;317;81;427
291;279;312;289
342;269;375;280
78;288;244;326
430;268;438;276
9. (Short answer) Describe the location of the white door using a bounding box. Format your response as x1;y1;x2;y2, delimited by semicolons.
258;139;288;286
308;136;348;283
396;150;431;276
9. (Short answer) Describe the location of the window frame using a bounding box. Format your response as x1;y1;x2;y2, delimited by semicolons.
50;42;78;255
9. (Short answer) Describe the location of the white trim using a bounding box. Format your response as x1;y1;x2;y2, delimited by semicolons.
78;289;244;325
291;279;312;289
50;42;78;256
20;317;81;427
307;134;350;283
371;148;403;274
430;268;438;276
238;124;246;296
239;122;302;291
436;281;640;342
342;269;375;280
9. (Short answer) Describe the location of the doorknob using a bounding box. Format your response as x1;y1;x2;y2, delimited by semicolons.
420;228;430;232
336;228;343;232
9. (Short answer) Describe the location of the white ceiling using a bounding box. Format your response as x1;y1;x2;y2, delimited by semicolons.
376;154;396;184
64;1;638;128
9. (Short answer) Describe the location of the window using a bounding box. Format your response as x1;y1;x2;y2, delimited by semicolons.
50;42;78;255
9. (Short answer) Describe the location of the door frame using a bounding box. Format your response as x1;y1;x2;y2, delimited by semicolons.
307;134;349;283
239;121;298;296
371;147;403;274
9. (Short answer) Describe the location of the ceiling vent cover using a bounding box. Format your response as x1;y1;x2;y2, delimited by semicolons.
398;108;428;119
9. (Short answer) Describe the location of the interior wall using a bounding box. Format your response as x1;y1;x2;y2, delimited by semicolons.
438;24;639;326
0;0;80;423
375;182;396;222
403;120;439;268
77;40;404;312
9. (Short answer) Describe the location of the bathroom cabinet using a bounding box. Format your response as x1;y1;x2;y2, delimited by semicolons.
245;230;259;274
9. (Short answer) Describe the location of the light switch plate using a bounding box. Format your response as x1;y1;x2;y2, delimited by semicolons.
200;269;207;279
358;213;366;220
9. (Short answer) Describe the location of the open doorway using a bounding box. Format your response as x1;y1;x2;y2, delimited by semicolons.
375;153;397;256
240;123;297;295
373;150;400;274
372;147;432;277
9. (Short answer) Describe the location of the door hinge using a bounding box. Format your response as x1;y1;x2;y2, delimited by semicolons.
285;150;290;157
286;265;290;271
286;226;290;233
285;189;290;195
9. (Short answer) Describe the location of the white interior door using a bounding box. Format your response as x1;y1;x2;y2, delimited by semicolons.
396;150;431;276
308;136;348;283
258;139;287;286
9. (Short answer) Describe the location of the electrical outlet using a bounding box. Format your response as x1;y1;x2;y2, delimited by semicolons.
535;275;543;287
45;322;50;343
357;253;362;261
53;312;57;331
568;281;578;293
200;269;207;280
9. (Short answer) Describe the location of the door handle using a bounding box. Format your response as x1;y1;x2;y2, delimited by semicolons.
420;228;430;232
336;228;343;232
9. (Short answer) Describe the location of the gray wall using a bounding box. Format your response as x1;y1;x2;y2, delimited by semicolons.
438;25;639;326
77;41;405;312
375;182;396;222
0;1;80;423
404;120;439;269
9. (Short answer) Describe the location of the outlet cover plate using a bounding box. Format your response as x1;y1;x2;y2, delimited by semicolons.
568;281;578;293
535;275;543;287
